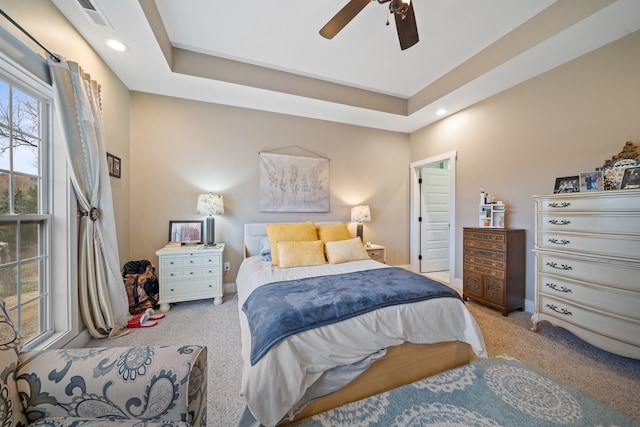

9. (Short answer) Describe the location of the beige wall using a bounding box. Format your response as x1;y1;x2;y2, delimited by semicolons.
5;0;639;321
410;31;640;303
0;0;131;264
129;93;410;282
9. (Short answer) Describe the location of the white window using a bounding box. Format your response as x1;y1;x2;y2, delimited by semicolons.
0;70;53;346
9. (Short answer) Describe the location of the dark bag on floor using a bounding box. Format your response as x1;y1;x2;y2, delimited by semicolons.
122;259;160;315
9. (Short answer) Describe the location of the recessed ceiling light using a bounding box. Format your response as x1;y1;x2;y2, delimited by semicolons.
106;38;128;52
436;109;448;116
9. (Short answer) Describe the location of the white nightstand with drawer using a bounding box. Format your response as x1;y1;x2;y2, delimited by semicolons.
155;244;225;312
365;243;386;263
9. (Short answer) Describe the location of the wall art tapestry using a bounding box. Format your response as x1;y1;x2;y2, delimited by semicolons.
259;152;329;212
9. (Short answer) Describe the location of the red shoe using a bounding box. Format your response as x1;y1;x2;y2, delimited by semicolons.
127;309;160;328
130;308;165;322
127;318;158;328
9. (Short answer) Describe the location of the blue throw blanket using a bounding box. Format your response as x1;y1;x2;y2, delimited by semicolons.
242;267;462;365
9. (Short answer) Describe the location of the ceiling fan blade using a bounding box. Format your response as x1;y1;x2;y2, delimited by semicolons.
320;0;371;39
395;2;419;50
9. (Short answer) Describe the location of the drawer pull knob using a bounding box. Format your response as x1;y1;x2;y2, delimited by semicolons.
169;262;174;265
548;238;570;245
170;273;174;277
189;272;194;275
548;202;571;208
545;283;572;293
170;288;174;292
546;261;573;271
548;219;571;225
546;303;572;316
190;260;194;263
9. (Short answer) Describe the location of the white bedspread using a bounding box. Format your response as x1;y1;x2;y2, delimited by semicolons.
236;256;487;426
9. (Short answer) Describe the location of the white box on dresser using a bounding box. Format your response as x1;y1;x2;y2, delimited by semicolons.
155;244;225;312
532;190;640;359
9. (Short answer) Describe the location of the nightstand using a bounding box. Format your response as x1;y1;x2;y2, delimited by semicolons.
155;244;225;312
365;243;386;263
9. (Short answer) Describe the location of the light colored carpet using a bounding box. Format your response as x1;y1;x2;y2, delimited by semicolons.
84;295;640;425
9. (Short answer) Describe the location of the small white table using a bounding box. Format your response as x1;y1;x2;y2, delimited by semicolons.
365;243;386;263
155;244;225;312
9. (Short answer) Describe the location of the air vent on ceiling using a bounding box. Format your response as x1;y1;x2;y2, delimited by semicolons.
76;0;113;28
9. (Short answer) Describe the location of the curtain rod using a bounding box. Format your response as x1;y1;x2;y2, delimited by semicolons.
0;9;60;62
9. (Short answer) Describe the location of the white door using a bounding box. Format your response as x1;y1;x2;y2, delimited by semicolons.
420;163;450;272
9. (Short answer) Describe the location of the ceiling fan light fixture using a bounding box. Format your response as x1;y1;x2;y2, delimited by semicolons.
389;0;410;16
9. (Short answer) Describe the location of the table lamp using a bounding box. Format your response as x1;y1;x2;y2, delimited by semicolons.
196;193;224;245
351;205;371;242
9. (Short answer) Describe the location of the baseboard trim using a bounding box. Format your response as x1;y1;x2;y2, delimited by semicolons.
224;282;237;294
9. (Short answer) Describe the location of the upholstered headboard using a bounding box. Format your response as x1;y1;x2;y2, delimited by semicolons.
243;222;341;258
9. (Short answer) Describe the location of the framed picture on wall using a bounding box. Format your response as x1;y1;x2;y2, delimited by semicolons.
579;171;603;192
107;153;121;178
553;176;579;193
168;220;203;243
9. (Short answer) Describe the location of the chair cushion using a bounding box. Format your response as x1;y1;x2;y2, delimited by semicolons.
0;298;28;427
17;345;206;425
29;418;191;426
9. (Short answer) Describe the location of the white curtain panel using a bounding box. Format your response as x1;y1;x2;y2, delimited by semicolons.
48;58;128;338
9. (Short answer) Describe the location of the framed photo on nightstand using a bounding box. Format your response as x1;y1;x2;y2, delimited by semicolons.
168;220;204;244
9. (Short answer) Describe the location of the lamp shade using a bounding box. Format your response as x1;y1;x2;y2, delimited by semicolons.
351;205;371;223
196;194;224;216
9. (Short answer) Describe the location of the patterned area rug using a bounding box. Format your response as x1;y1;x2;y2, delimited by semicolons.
292;355;639;426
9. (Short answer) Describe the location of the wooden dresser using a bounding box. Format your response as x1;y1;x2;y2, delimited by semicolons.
532;190;640;359
462;227;525;316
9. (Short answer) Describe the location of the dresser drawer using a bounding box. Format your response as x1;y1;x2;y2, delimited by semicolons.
538;230;640;259
537;273;640;320
537;252;639;293
463;230;506;243
539;213;640;235
463;253;505;270
161;267;211;281
367;249;385;263
463;247;505;261
463;239;505;252
161;280;218;298
537;192;640;212
539;294;640;347
463;262;505;279
161;256;205;268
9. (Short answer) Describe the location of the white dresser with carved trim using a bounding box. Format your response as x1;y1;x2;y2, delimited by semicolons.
532;190;640;359
155;244;225;312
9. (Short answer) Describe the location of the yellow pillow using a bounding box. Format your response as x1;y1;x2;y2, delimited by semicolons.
325;237;370;264
316;223;352;243
266;221;318;266
277;240;327;268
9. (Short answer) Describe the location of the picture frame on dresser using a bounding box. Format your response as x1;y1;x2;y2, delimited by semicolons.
168;220;204;243
553;176;579;193
578;171;603;192
620;166;640;189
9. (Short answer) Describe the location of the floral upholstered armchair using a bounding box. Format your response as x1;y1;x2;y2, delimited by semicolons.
0;299;207;426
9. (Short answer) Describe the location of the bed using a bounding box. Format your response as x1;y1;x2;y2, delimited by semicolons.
237;222;487;427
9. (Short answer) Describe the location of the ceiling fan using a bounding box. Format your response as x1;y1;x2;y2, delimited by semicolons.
320;0;419;50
